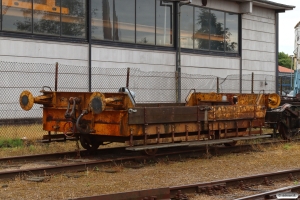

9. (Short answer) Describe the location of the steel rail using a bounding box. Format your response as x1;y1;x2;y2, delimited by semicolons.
70;168;300;200
0;136;289;164
235;184;300;200
0;138;297;180
0;143;259;179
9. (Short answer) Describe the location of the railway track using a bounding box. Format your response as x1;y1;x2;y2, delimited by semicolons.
68;168;300;200
0;137;296;180
236;185;300;200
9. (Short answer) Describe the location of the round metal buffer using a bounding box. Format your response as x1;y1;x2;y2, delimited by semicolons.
19;90;34;111
89;92;106;114
268;93;281;109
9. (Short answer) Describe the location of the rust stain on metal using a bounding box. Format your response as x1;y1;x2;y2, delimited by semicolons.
19;89;281;150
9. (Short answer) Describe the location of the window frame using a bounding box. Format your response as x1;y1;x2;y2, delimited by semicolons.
0;0;87;41
181;4;240;56
0;0;240;57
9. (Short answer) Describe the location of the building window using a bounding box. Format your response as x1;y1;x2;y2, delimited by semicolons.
91;0;113;40
156;0;172;46
114;0;135;43
61;0;86;38
136;0;155;44
182;5;239;53
225;13;239;53
1;0;86;38
194;7;210;50
180;5;193;49
91;0;173;47
210;10;224;51
2;0;33;33
33;0;61;36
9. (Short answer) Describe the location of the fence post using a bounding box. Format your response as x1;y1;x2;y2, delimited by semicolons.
126;68;130;88
55;62;58;92
251;72;254;94
280;77;283;96
217;77;219;93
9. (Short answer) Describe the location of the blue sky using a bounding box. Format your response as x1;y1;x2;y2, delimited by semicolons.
271;0;299;55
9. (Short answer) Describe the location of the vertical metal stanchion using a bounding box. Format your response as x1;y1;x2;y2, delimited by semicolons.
251;72;254;94
217;77;219;93
126;68;130;88
55;62;58;92
280;77;283;96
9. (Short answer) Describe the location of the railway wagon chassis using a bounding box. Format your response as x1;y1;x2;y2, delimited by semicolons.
20;87;281;153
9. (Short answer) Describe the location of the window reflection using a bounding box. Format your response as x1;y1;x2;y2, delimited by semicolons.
2;0;86;38
0;0;238;52
225;13;238;53
210;10;225;51
136;0;155;45
61;0;86;38
194;7;210;50
91;0;113;40
91;0;173;46
2;0;33;32
156;0;173;46
180;6;193;49
33;0;61;36
114;0;135;43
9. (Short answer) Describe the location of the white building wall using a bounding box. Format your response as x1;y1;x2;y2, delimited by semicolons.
0;37;88;66
241;6;276;75
91;46;175;72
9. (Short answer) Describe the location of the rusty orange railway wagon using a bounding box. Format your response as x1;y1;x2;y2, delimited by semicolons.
19;87;281;154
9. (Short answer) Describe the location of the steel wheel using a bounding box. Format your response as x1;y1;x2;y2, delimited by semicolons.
278;122;298;140
79;135;101;151
144;148;158;156
224;141;237;146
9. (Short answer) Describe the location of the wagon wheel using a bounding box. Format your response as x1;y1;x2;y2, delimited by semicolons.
79;135;101;151
224;141;237;147
278;122;298;140
144;148;158;156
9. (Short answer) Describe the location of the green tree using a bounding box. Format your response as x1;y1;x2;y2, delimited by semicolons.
195;9;237;51
278;52;292;69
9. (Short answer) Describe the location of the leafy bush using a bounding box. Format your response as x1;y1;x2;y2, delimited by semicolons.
0;138;23;148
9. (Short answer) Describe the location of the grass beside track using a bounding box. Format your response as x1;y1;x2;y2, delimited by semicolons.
0;126;277;158
0;124;44;140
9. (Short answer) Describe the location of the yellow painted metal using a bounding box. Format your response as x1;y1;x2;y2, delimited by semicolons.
267;93;281;109
89;92;106;114
19;89;281;140
185;92;280;109
19;90;34;111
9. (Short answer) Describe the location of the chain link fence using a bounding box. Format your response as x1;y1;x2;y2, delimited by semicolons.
0;61;277;140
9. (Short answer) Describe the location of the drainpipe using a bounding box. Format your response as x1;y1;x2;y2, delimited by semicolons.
88;0;92;92
176;2;181;103
239;14;242;93
275;11;279;94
